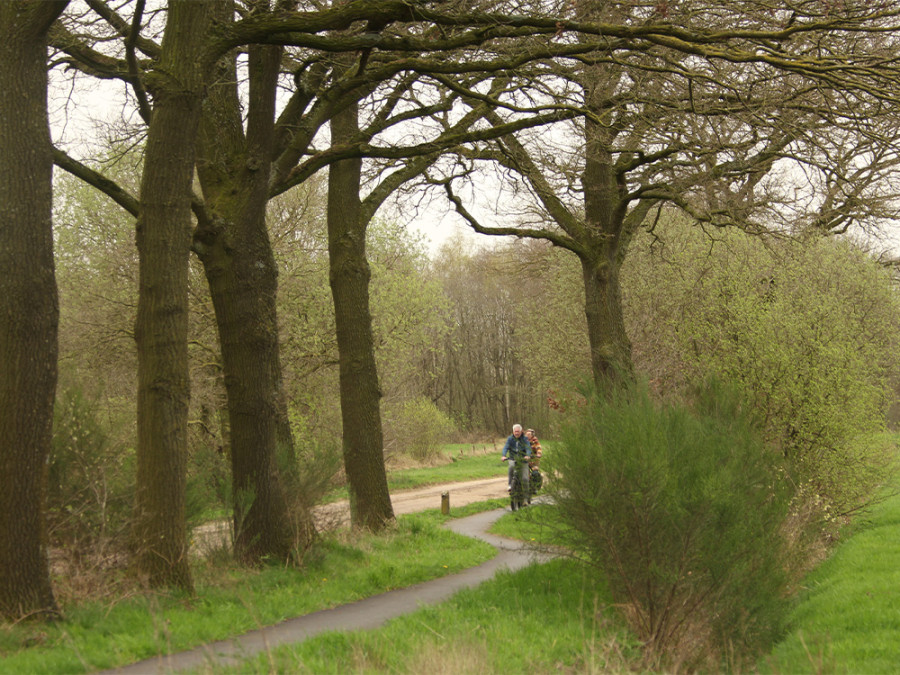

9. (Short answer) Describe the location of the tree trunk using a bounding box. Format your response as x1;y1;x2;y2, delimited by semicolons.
132;0;212;590
194;42;297;564
580;253;633;386
327;104;394;530
0;0;67;621
581;91;635;387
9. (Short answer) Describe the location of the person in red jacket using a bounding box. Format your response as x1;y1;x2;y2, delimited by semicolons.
525;428;542;469
525;428;544;501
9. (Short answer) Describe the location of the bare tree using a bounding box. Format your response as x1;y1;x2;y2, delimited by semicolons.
428;244;540;435
48;0;582;536
46;1;900;558
440;0;900;386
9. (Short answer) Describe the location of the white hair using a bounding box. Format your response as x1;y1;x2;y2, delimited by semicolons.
512;424;523;432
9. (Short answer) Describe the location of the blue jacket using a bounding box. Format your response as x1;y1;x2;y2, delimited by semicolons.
502;433;531;460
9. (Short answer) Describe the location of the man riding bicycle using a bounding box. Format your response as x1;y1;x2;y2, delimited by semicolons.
501;423;531;498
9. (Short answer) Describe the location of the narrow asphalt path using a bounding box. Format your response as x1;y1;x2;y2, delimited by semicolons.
100;507;547;674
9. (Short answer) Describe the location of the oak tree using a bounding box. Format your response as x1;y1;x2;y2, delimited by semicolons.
0;0;69;621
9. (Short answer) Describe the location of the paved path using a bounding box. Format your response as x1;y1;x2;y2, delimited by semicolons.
101;506;545;674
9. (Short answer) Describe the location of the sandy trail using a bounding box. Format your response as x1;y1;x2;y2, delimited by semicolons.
192;476;509;553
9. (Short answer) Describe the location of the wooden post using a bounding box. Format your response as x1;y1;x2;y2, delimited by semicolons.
441;492;450;515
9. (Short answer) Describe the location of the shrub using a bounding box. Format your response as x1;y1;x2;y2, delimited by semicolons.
279;433;344;550
48;387;133;549
547;379;796;670
625;225;900;519
383;397;455;461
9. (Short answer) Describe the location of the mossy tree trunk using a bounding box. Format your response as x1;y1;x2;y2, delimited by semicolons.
194;40;297;563
579;101;635;386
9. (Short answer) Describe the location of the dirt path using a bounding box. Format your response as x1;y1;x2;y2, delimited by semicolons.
194;476;509;552
316;475;509;524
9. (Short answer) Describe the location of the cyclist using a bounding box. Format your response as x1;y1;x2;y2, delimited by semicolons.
501;424;531;498
524;428;542;469
525;428;543;501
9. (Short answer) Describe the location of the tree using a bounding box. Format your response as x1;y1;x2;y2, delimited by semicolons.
192;13;298;563
624;222;900;516
50;0;900;545
326;101;395;527
49;0;576;543
130;0;214;590
441;0;900;388
428;241;545;434
0;0;69;621
50;0;461;557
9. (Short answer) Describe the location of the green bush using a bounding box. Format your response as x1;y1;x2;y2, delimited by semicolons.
625;225;900;519
279;434;344;553
48;387;133;547
547;380;796;670
383;396;455;461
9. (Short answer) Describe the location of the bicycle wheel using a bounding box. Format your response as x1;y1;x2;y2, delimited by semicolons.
510;469;524;511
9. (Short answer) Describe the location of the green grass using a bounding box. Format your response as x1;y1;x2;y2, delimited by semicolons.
186;502;638;674
488;502;569;546
22;439;900;674
197;557;640;674
0;513;496;674
323;444;506;503
193;487;900;675
760;489;900;674
386;445;506;491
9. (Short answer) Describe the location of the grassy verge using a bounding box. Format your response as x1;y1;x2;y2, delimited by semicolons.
198;557;640;674
0;512;496;674
759;488;900;674
488;501;565;541
323;444;506;503
191;502;639;674
180;488;900;675
386;446;505;491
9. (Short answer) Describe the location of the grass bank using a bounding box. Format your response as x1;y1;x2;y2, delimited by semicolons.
7;441;898;673
321;443;506;504
0;510;496;674
386;443;505;491
197;556;639;674
200;489;900;674
760;487;900;673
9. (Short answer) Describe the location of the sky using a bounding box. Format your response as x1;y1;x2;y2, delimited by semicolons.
48;68;495;258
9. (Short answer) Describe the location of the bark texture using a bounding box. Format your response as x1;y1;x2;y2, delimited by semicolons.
194;40;297;563
327;103;394;530
131;0;212;590
0;0;68;621
580;101;634;385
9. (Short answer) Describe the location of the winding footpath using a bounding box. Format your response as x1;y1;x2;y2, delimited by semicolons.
100;491;547;674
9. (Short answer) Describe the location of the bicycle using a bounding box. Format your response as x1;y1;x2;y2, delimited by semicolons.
502;454;531;511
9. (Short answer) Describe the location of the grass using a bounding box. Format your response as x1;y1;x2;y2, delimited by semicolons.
10;438;900;674
193;557;641;674
186;486;900;675
322;443;506;503
386;444;506;491
0;512;496;674
759;488;900;674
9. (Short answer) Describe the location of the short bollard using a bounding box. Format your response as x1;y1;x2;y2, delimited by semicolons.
441;491;450;515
